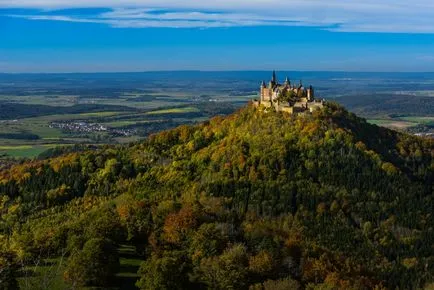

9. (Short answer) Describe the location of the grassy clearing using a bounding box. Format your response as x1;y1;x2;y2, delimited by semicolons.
398;116;434;124
103;120;152;128
74;111;125;118
0;144;72;158
18;257;68;290
0;146;47;158
0;145;33;150
146;106;200;115
116;245;143;289
368;119;418;130
0;119;64;139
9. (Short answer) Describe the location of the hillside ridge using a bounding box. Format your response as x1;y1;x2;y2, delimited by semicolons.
0;103;433;289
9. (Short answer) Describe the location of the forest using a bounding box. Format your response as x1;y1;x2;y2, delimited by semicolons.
0;103;433;289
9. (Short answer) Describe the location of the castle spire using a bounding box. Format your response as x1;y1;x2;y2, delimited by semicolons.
284;77;290;86
272;70;277;83
261;81;266;88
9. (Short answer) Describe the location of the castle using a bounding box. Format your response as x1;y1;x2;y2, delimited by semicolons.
253;71;324;114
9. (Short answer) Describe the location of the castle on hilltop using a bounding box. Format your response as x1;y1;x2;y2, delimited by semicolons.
253;71;324;114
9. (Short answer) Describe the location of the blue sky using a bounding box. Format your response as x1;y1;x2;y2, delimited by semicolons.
1;1;434;72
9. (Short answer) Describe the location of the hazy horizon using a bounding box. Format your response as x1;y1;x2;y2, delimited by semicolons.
2;70;434;75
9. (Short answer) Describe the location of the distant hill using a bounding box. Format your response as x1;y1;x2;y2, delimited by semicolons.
0;103;432;289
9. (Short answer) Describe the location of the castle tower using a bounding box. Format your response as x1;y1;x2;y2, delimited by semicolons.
272;70;277;83
260;81;266;102
284;77;290;87
307;85;314;101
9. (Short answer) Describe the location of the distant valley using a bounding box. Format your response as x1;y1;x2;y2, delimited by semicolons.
0;71;433;159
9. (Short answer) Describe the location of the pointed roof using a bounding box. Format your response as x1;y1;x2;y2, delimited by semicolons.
261;81;266;88
272;70;277;83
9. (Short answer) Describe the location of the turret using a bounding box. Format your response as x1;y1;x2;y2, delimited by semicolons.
284;77;290;87
298;80;303;90
307;85;314;101
272;70;277;83
261;81;266;88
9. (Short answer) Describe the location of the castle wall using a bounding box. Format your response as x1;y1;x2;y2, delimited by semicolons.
261;88;271;101
280;106;294;114
261;101;272;108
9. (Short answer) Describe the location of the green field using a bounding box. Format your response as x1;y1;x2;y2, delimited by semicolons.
145;106;200;115
397;116;434;124
368;119;419;130
0;144;72;158
18;257;69;290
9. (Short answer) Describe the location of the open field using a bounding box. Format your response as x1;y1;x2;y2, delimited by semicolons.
0;144;73;158
397;116;434;124
145;106;200;115
368;119;419;130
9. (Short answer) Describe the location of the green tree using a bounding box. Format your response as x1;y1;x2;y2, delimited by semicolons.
136;250;190;290
198;244;249;289
63;238;119;287
0;251;19;290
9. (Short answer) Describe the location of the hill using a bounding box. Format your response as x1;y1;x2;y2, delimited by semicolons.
0;103;433;289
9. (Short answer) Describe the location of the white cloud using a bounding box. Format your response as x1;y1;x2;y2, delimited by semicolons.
1;0;434;33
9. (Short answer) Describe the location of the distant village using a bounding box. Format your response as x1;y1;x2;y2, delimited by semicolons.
49;121;135;137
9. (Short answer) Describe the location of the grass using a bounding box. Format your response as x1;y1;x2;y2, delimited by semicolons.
0;144;72;158
368;119;418;130
18;257;68;290
0;145;33;150
368;115;434;131
0;146;47;158
398;116;434;124
103;120;152;128
116;245;143;289
146;106;200;115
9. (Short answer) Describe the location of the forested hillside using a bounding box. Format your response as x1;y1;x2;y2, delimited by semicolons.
0;103;433;289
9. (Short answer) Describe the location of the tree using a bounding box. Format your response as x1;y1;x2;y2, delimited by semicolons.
278;90;297;105
63;238;119;287
0;251;19;290
198;244;249;289
136;251;190;290
250;277;301;290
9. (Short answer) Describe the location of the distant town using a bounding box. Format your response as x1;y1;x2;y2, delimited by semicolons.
49;121;136;137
